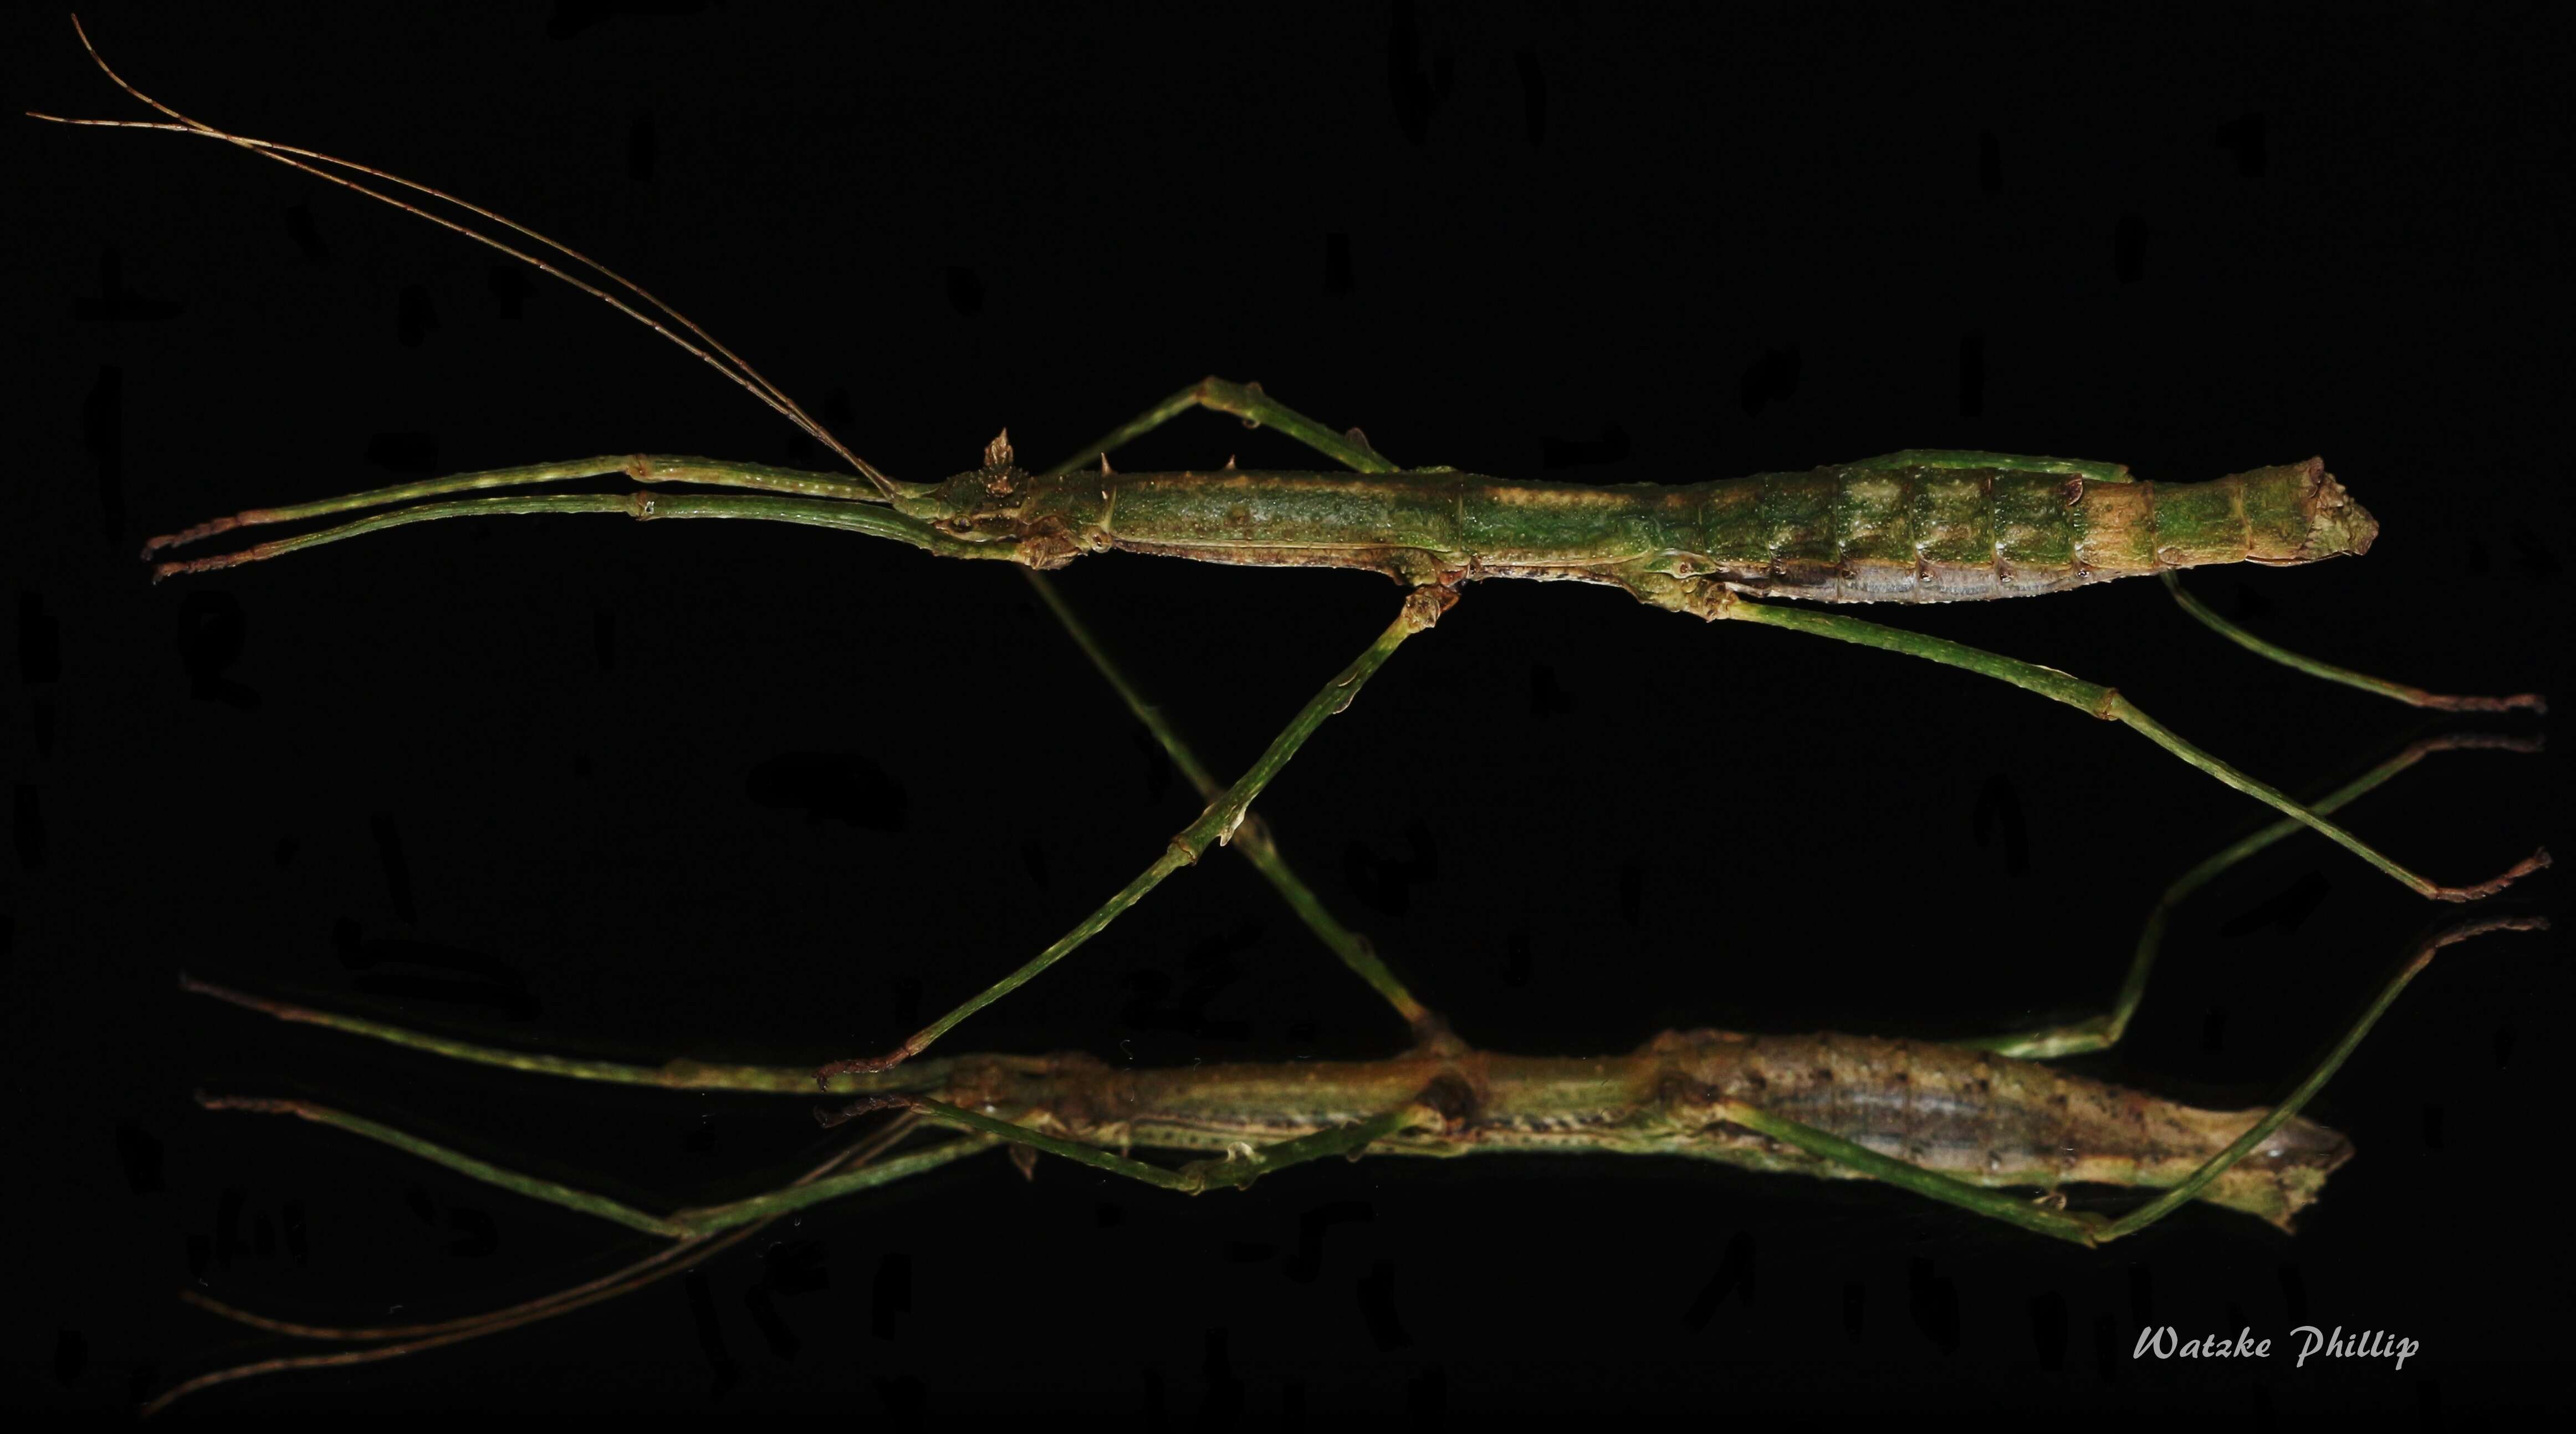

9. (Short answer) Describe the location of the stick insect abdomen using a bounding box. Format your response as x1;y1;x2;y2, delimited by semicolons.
1673;1031;2352;1228
1693;455;2376;603
945;452;2376;605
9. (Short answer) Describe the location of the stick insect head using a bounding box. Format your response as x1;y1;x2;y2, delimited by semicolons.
894;431;1109;569
894;431;1028;530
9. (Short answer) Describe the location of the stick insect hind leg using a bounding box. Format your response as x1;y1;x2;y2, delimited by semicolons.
1840;450;2544;714
1962;731;2544;1060
2158;570;2544;714
1669;584;2548;901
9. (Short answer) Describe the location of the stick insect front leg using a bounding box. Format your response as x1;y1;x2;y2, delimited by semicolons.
145;1105;997;1417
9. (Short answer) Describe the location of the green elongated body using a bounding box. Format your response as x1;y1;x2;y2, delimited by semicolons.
908;449;2376;603
901;1027;2350;1228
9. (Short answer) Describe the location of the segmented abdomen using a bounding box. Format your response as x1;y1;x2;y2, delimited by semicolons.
1678;1030;2351;1227
1686;457;2374;603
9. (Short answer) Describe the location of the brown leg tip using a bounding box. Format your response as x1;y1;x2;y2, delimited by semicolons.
2417;733;2544;757
2437;847;2552;902
140;516;240;558
2422;690;2548;714
149;557;213;583
814;1049;908;1088
2423;913;2553;960
157;515;252;557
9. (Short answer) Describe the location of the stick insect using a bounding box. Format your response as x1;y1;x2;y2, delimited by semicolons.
27;11;2563;1415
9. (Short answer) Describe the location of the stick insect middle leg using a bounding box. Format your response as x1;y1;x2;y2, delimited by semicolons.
1019;380;1442;1042
816;580;1455;1078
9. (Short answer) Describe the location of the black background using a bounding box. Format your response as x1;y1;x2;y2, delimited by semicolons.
9;1;2573;1423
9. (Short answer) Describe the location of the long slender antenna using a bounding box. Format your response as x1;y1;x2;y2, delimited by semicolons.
29;14;899;497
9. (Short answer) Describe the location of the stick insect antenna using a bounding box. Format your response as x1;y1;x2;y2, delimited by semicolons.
29;14;900;498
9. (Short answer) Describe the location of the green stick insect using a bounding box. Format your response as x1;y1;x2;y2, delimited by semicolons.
31;16;2555;1414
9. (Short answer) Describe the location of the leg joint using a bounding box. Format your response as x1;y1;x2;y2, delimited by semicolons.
1402;583;1460;631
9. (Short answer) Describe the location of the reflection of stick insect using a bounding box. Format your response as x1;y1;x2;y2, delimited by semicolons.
33;18;2551;1414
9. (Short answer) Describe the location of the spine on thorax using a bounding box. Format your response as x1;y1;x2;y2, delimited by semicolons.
913;451;2375;605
